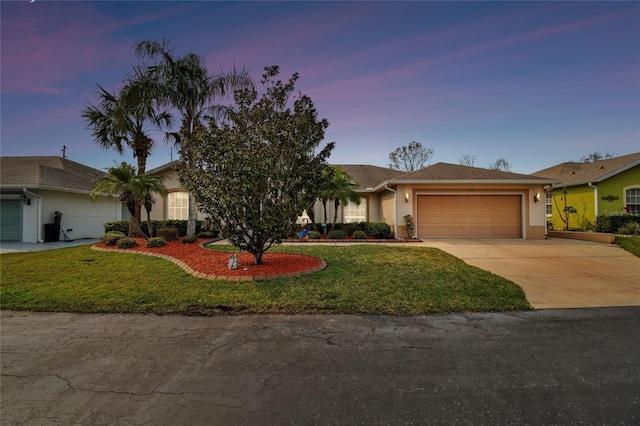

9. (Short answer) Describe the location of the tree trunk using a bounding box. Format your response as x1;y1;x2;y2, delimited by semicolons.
187;193;197;237
145;207;154;237
130;203;148;238
332;199;340;230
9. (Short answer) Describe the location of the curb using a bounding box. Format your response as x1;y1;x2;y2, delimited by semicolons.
90;242;327;281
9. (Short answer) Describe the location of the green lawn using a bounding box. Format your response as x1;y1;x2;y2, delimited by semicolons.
615;236;640;257
0;244;531;315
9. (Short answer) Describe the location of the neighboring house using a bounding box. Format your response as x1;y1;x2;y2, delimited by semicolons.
533;153;640;231
317;163;555;239
0;156;122;243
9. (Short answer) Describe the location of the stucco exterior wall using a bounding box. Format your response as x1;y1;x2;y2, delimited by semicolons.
598;166;640;215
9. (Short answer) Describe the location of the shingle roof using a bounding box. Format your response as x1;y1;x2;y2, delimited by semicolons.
334;164;405;190
532;152;640;187
0;156;105;193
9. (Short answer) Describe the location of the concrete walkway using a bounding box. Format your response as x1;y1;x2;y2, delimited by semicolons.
422;238;640;309
0;239;100;253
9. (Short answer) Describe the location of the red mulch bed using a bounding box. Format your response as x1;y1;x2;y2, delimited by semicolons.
94;238;324;278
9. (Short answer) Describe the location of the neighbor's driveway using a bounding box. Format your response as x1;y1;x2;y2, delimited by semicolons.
422;238;640;309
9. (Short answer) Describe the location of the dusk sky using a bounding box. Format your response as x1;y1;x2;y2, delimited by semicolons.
2;0;639;175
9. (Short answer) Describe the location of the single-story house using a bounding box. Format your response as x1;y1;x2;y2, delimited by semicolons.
532;153;640;230
0;156;123;243
316;163;556;239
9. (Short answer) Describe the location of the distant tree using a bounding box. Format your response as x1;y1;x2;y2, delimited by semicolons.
488;157;511;172
134;39;254;237
91;162;165;238
459;155;477;167
579;152;616;163
178;66;334;264
388;141;433;172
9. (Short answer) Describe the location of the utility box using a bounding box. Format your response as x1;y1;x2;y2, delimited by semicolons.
44;223;59;242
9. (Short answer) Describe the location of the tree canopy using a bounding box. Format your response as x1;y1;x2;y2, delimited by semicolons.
487;157;512;172
178;66;334;264
579;152;616;163
388;141;433;172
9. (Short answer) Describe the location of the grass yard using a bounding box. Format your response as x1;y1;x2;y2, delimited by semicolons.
615;236;640;257
0;244;531;315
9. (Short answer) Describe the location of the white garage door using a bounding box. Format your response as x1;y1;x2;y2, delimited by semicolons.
0;200;22;241
417;195;522;238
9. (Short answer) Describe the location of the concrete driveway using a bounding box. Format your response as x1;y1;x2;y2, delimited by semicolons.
423;238;640;309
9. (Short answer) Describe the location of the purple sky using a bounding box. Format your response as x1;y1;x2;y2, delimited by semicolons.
2;1;639;174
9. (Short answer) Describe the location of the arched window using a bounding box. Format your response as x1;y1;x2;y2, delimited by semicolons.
344;198;367;223
167;192;189;220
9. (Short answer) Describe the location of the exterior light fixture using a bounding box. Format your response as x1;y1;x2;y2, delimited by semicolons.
534;192;541;203
21;194;31;206
405;192;410;203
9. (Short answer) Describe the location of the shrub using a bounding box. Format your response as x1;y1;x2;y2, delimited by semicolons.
146;237;165;248
618;221;640;236
327;230;346;239
182;235;198;244
117;237;137;249
197;230;216;239
156;227;179;241
308;231;322;240
365;222;391;239
596;215;640;233
352;230;368;239
102;231;125;246
104;220;209;237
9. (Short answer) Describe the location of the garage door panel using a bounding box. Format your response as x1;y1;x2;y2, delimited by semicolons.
417;195;522;238
1;200;22;241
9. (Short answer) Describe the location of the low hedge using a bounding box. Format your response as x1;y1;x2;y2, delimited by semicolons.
103;220;215;237
595;215;640;234
306;222;393;238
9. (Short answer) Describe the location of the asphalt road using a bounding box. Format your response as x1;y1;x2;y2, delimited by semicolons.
2;308;639;425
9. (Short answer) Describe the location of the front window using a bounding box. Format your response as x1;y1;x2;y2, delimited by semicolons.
167;192;189;220
625;187;640;214
344;198;367;223
545;194;553;217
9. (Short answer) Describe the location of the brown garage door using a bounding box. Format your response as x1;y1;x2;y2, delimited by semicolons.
417;195;522;238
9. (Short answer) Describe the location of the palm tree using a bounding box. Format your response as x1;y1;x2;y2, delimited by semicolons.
329;168;361;229
91;162;146;237
132;173;167;237
134;39;253;236
82;69;172;175
91;162;167;238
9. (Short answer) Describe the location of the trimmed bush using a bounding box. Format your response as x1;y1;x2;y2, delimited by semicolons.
352;230;368;240
308;231;322;240
146;237;165;248
596;215;640;233
156;227;179;241
181;235;198;244
618;221;640;236
365;222;391;239
117;237;137;249
102;231;126;246
104;220;210;237
197;230;216;239
327;230;346;239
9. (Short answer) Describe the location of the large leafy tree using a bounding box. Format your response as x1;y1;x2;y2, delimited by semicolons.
389;141;433;172
134;39;253;237
179;66;334;264
91;162;166;238
82;70;172;175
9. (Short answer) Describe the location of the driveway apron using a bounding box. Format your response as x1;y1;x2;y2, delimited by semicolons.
422;238;640;309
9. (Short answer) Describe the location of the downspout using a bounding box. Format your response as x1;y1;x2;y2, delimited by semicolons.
588;183;598;221
23;188;42;243
384;184;398;238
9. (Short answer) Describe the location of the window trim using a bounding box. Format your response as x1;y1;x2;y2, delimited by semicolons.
624;185;640;214
166;190;189;220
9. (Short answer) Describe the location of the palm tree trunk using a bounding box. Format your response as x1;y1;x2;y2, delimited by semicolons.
332;199;340;230
187;194;197;237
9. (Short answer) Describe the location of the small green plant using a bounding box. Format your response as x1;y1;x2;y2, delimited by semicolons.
618;222;640;236
402;214;414;238
102;231;126;246
352;230;368;239
156;227;179;241
197;231;215;239
327;230;346;239
365;222;391;239
308;231;322;240
182;235;198;244
146;237;165;248
117;237;137;249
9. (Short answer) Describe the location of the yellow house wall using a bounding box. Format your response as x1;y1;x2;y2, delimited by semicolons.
547;185;594;230
598;166;640;215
